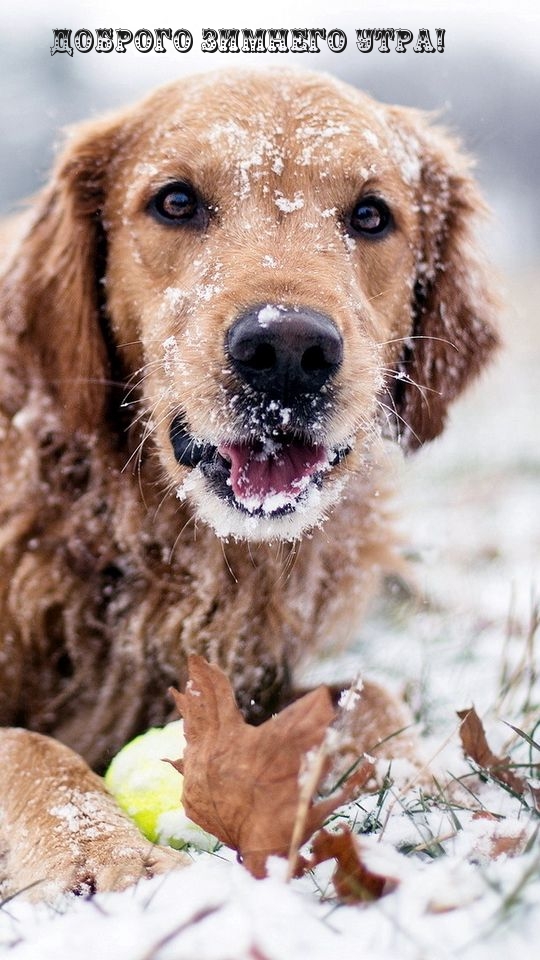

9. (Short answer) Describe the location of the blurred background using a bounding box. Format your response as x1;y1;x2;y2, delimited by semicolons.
1;0;538;719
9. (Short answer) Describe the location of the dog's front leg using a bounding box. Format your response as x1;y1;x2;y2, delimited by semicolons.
0;729;187;902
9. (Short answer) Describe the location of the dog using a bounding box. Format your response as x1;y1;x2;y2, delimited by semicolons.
0;68;498;898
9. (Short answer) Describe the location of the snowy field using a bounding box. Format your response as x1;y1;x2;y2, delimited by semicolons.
0;269;538;958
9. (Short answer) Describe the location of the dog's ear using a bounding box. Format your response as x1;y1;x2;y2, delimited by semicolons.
388;111;500;450
1;111;129;434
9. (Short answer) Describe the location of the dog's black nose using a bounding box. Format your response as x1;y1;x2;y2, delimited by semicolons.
226;305;343;399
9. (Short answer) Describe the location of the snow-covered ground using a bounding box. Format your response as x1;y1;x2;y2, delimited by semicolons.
0;269;538;958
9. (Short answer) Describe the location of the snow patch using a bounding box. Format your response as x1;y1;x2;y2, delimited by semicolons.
274;191;305;213
257;304;284;327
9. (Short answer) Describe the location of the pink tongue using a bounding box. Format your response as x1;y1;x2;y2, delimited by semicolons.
218;442;326;503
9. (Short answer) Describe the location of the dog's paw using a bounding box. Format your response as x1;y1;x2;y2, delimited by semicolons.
67;839;188;898
0;728;189;903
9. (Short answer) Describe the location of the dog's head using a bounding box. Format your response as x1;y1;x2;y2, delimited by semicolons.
4;69;498;542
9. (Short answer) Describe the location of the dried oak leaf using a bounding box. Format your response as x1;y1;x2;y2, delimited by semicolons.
308;828;398;904
170;656;373;878
457;707;525;794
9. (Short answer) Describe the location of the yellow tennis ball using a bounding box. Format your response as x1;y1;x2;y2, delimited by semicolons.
105;721;185;844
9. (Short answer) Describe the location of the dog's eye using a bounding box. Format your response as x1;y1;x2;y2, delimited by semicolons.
350;196;392;237
148;182;201;224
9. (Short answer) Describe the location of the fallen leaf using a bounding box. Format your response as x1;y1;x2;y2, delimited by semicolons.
488;831;528;858
457;707;526;794
308;828;397;903
470;811;528;860
170;656;373;878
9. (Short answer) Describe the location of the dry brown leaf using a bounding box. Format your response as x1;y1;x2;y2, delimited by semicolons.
487;831;528;858
170;656;373;878
308;827;397;904
471;811;528;859
457;707;526;794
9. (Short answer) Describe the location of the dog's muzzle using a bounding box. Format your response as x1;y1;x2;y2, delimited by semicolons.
170;304;350;519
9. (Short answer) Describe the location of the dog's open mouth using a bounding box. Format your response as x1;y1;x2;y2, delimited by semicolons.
217;437;329;513
170;417;350;518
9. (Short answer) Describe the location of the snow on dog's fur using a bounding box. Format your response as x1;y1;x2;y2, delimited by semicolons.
0;69;497;898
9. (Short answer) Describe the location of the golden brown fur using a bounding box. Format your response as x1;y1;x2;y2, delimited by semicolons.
0;68;498;898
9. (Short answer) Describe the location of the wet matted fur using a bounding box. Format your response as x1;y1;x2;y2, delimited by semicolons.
0;68;498;897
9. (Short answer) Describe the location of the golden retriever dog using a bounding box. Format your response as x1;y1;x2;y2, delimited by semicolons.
0;68;498;898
